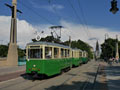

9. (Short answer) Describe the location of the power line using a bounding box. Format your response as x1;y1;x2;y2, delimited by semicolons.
66;0;90;38
77;0;96;46
48;0;61;20
18;0;93;43
77;0;92;37
48;0;80;39
48;0;92;41
67;0;83;24
18;0;77;41
18;0;55;25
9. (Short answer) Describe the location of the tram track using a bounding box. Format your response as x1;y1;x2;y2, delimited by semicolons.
22;61;93;90
42;61;97;90
81;64;101;90
0;61;98;90
0;77;27;89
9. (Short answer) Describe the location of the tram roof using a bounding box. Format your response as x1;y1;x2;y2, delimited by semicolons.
72;48;82;52
27;41;70;49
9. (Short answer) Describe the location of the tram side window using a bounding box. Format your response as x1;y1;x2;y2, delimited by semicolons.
54;48;59;58
61;48;64;58
65;49;67;57
79;52;82;57
68;50;70;57
72;51;74;58
45;47;52;59
28;49;42;59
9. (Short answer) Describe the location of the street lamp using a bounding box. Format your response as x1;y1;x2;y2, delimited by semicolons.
110;0;119;14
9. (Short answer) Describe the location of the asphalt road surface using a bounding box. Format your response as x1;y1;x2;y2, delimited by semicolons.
0;60;99;90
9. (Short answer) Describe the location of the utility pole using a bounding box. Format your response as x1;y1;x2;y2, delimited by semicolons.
6;0;22;66
69;36;71;48
115;35;119;61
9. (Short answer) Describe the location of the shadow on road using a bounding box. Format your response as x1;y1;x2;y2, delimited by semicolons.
20;73;62;82
44;80;107;90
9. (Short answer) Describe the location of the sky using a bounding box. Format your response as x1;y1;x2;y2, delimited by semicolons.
0;0;120;50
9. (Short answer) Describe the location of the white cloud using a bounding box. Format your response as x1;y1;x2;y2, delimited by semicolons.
60;20;120;50
39;4;64;13
30;1;64;13
0;16;52;49
0;16;120;50
0;16;37;48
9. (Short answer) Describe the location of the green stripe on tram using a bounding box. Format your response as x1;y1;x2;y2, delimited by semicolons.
26;58;73;76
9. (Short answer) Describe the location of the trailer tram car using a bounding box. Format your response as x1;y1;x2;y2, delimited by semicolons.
26;42;88;77
71;49;83;67
81;51;88;64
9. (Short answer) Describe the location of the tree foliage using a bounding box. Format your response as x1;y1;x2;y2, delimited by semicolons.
0;45;25;57
101;38;119;60
0;45;8;57
64;40;93;59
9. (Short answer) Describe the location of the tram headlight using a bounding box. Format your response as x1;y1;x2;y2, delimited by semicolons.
33;65;36;67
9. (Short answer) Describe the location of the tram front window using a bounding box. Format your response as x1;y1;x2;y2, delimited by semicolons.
28;49;42;59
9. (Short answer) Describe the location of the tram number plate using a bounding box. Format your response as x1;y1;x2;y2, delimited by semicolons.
32;68;37;70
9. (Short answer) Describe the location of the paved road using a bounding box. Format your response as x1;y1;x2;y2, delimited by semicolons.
106;63;120;90
0;60;99;90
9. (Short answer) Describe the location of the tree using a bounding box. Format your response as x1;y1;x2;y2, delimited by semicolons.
101;38;117;60
64;39;93;59
0;45;8;57
0;45;25;57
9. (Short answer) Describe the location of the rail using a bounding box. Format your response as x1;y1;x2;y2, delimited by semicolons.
81;63;100;90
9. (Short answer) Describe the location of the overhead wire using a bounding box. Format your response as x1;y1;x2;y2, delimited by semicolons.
18;0;55;25
77;0;94;45
18;0;93;43
48;0;61;20
66;0;91;39
18;0;72;41
48;0;80;40
66;0;95;47
51;0;87;40
77;0;92;38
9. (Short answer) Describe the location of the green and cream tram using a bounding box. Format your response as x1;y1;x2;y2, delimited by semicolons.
26;41;88;76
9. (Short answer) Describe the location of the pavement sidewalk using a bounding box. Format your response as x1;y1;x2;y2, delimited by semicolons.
93;61;108;90
105;63;120;90
0;65;26;76
94;62;120;90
